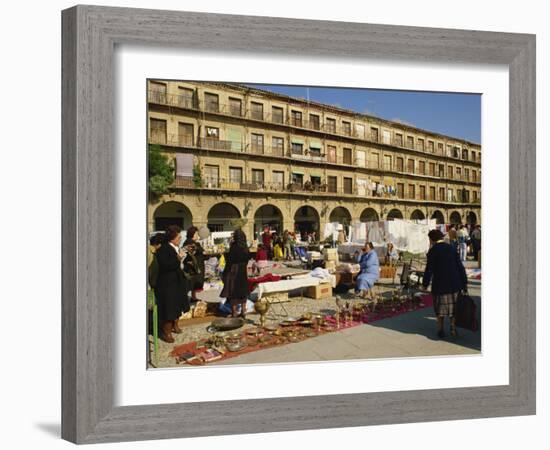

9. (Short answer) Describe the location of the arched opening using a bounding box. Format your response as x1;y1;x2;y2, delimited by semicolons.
431;210;445;225
329;206;352;226
360;207;379;222
207;202;241;232
254;204;283;237
153;201;193;231
449;211;462;225
466;211;478;225
410;209;426;221
386;208;403;221
294;206;320;239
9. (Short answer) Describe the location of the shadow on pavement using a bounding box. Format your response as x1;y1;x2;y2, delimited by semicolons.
367;296;482;352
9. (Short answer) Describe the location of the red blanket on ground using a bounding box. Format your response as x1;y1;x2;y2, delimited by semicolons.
170;294;433;364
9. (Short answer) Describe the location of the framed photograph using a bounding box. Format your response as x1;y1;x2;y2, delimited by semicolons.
62;5;535;444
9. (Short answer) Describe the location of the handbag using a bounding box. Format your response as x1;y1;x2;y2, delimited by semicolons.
455;291;479;331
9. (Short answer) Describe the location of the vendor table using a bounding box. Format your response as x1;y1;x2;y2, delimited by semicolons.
260;267;310;277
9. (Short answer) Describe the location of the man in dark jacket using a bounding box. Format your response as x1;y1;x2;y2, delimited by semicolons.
422;229;467;338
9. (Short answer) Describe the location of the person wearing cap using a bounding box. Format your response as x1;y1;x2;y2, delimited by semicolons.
422;229;468;338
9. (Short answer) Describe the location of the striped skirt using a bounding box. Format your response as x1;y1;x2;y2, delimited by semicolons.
433;291;459;317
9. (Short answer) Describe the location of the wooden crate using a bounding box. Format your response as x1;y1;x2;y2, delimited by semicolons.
304;283;333;299
379;265;397;279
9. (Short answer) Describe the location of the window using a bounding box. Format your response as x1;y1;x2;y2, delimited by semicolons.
370;127;379;142
229;167;243;184
463;189;470;203
328;176;338;193
395;133;403;147
456;167;462;180
326;118;336;133
311;176;322;186
229;97;242;116
447;188;454;202
369;152;380;169
397;183;405;198
446;144;453;157
408;184;416;199
292;173;304;185
471;150;476;161
429;186;436;200
462;149;469;160
438;164;445;177
251;133;264;154
178;87;195;108
406;136;414;149
204;165;219;187
383;155;392;171
272;137;284;157
396;157;404;172
291;142;303;155
343;148;352;165
453;146;460;158
309;144;321;157
419;161;426;175
356;150;366;167
428;162;435;176
473;191;478;202
344;177;353;194
428;140;435;152
178;122;193;146
342;121;352;136
448;166;454;179
250;102;264;120
149;81;166;103
382;129;391;144
418;138;425;151
408;159;415;173
251;169;264;186
272;106;284;124
291;110;302;127
204;92;219;112
355;123;365;139
420;185;426;200
327;145;337;163
309;113;320;130
150;118;166;144
439;187;446;201
472;170;477;182
437;142;444;155
205;126;219;139
272;171;284;188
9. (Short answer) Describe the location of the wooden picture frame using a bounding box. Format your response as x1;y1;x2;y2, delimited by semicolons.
61;5;536;444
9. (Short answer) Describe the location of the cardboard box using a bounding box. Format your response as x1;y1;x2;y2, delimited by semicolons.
323;248;339;262
263;291;289;303
304;283;333;299
324;260;336;272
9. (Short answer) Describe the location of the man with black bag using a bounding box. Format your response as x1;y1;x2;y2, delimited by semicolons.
422;229;468;338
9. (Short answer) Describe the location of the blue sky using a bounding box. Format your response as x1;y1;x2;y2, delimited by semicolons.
245;84;481;144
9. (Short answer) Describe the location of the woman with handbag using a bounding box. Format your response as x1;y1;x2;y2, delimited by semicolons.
422;229;468;338
220;229;251;318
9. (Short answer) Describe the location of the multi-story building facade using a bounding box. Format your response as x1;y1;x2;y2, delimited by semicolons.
147;80;481;240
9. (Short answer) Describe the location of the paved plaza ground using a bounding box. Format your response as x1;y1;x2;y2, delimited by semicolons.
150;261;481;368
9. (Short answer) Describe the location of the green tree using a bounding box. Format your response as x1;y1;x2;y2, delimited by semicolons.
148;144;174;196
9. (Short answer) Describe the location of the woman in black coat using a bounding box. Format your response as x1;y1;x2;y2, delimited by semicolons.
422;229;468;338
154;225;190;343
182;226;205;301
220;228;251;318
